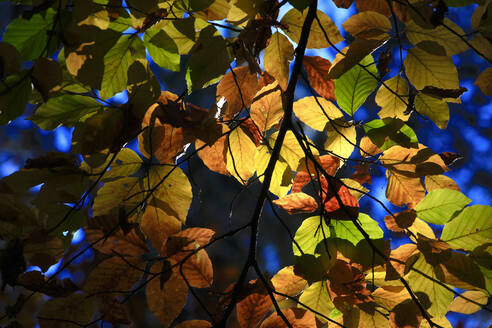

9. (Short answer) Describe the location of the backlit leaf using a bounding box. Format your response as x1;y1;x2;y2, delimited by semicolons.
250;81;284;132
385;171;425;208
293;96;343;131
236;280;272;328
255;145;293;197
324;118;357;160
298;280;334;322
226;124;256;184
376;75;409;121
447;291;488;314
100;35;145;99
406;18;469;56
217;66;258;119
415;189;471;225
303;56;336;101
425;175;460;192
414;93;450;129
293;216;330;256
334;54;379;116
280;8;343;49
404;47;459;90
407;255;454;317
342;11;392;39
273;192;318;214
475;67;492;97
271;266;308;301
264;32;294;91
364;118;418;151
441;205;492;251
29;95;103;130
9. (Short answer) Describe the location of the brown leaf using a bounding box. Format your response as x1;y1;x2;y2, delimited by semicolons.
386;243;418;280
260;308;316;327
384;209;416;232
147;262;188;327
236;280;272;328
389;299;423;328
421;86;467;99
350;163;372;185
377;49;392;78
359;136;383;157
175;320;212;328
438;252;485;290
240;118;263;146
333;0;354;9
439;152;462;166
327;260;374;308
31;57;62;101
293;155;340;192
175;248;214;288
320;177;360;220
217;66;258;119
38;293;99;328
17;271;79;297
380;144;448;178
303;56;336;101
273;192;318;215
417;234;452;266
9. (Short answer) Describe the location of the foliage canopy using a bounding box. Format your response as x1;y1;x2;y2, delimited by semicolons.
0;0;491;327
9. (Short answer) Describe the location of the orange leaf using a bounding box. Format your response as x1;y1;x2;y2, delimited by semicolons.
175;320;212;328
303;56;336;101
147;262;188;327
236;280;273;328
272;192;318;214
385;243;418;280
320;177;359;220
385;171;425;208
327;260;373;308
270;266;307;301
196;123;230;175
217;66;258;119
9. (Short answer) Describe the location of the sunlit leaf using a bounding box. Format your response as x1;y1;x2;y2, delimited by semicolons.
255;145;292;197
250;81;284;132
334;54;379;116
226;124;256;184
364;118;418;151
324;118;357;160
475;67;492;97
303;56;336;101
425;175;460;192
273;192;318;214
298;280;334;322
342;11;392;39
404;47;459;90
447;291;488;314
217;65;258;119
293;96;343;131
280;8;343;49
271;266;308;301
441;205;492;251
264;32;294;91
376;75;409;121
415;189;471;225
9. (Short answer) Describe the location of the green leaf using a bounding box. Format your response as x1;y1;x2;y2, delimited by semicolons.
334;54;378;116
414;93;449;129
293;216;331;256
185;26;231;91
29;95;103;130
0;71;31;124
2;8;57;60
81;148;143;182
408;255;454;317
93;177;142;216
415;189;471;225
280;8;342;49
144;28;181;71
330;213;383;246
100;35;146;99
298;281;334;322
364;118;418;151
441;205;492;251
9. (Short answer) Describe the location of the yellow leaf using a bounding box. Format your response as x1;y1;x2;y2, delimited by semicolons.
226;125;256;184
264;32;294;91
406;18;469;56
141;205;182;254
425;175;460;192
298;280;334;323
414;93;449;129
270;130;318;171
250;81;284;132
342;11;392;40
324;119;357;160
376;75;410;121
271;266;308;301
293;96;343;131
447;291;488;314
280;8;343;49
404;47;459;90
255;145;292;197
475;67;492;97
